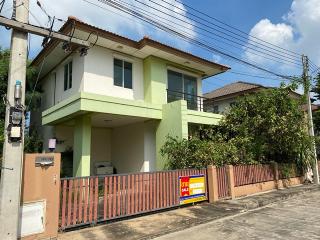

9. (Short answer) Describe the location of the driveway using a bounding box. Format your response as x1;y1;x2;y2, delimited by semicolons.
155;190;320;240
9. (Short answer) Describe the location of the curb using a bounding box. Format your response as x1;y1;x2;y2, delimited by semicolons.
222;184;320;210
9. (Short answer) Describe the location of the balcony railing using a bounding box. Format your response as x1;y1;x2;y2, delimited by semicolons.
167;89;215;113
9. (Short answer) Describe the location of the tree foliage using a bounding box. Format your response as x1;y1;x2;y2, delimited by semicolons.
0;46;43;157
161;84;313;170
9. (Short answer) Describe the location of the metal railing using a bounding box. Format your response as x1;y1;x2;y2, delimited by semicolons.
167;89;215;112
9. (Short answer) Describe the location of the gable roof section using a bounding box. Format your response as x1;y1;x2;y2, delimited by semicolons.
204;81;266;99
31;16;230;76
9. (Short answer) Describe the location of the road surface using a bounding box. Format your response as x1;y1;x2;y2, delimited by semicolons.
155;190;320;240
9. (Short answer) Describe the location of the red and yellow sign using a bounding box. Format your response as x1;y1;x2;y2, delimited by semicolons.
179;174;206;205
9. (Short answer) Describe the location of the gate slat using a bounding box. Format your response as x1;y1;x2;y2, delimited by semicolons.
67;179;73;227
89;178;93;222
78;179;83;223
104;177;107;220
83;178;89;223
117;176;121;216
94;177;98;222
113;176;117;218
73;179;78;225
61;180;67;228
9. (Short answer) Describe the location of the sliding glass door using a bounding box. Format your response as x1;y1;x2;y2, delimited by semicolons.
167;70;198;110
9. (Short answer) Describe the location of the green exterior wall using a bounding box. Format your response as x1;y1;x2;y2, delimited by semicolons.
42;56;225;176
143;56;167;105
156;100;188;170
73;115;91;177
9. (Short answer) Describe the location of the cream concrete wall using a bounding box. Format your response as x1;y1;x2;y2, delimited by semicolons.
90;128;112;175
83;46;144;100
111;121;156;173
111;122;144;173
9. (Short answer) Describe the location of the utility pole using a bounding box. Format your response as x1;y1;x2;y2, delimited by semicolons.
302;54;319;184
0;3;91;239
0;0;29;238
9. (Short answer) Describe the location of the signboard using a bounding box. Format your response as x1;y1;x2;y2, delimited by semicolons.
179;174;206;205
35;156;54;167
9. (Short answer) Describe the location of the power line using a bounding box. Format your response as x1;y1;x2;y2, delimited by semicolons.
149;0;301;63
96;0;296;80
108;0;301;69
173;0;301;57
132;0;302;67
228;70;291;82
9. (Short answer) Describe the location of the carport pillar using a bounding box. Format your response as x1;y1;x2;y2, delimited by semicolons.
156;100;188;170
73;115;92;177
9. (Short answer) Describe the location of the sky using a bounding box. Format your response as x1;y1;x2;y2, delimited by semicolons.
1;0;320;94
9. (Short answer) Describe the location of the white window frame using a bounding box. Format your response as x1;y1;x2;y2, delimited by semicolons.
113;57;133;89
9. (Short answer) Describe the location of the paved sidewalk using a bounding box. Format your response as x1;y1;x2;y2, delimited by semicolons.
155;188;320;240
58;184;320;240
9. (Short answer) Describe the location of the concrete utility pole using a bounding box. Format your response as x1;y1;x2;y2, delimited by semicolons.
302;55;319;184
0;4;91;239
0;0;29;239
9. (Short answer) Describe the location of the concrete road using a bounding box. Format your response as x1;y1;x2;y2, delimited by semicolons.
155;191;320;240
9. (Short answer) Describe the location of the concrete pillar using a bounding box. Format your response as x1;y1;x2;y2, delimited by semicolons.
227;165;236;199
207;165;219;203
73;115;91;177
156;100;188;170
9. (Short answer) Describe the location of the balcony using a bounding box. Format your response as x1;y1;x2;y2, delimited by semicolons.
167;89;215;113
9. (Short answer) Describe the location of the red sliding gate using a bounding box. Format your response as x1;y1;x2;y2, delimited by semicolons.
59;169;207;230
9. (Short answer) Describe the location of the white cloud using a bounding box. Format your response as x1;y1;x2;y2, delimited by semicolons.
245;0;320;73
0;0;196;58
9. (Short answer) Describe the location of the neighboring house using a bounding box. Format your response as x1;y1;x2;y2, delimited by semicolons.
31;17;230;177
203;81;314;114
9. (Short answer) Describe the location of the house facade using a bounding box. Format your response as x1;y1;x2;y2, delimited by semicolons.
31;17;229;177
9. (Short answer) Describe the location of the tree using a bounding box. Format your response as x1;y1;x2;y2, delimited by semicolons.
0;46;43;158
161;84;313;170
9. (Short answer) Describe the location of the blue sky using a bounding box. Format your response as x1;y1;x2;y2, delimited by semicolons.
1;0;319;94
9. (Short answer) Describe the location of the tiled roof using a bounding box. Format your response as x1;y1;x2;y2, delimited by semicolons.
204;81;265;99
31;16;230;73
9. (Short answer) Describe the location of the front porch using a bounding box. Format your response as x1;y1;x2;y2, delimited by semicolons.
41;93;223;177
47;113;158;177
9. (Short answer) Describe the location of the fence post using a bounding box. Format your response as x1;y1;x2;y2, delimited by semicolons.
227;165;235;199
207;165;219;202
272;162;279;189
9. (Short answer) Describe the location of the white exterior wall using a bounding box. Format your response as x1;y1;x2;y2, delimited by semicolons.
111;121;156;174
41;54;84;111
214;98;237;114
83;46;144;100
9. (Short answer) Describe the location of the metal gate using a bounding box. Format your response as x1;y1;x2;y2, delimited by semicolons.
59;168;208;230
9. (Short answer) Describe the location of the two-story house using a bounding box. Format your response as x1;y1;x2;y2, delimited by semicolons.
31;17;230;177
204;81;319;114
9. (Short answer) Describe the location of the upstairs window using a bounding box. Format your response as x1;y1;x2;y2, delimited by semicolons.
64;61;72;91
167;70;198;110
114;58;132;89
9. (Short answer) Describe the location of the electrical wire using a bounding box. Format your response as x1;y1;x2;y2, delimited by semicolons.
102;0;301;68
173;0;301;57
0;0;5;14
146;0;301;64
228;71;291;82
96;0;296;80
26;56;46;111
